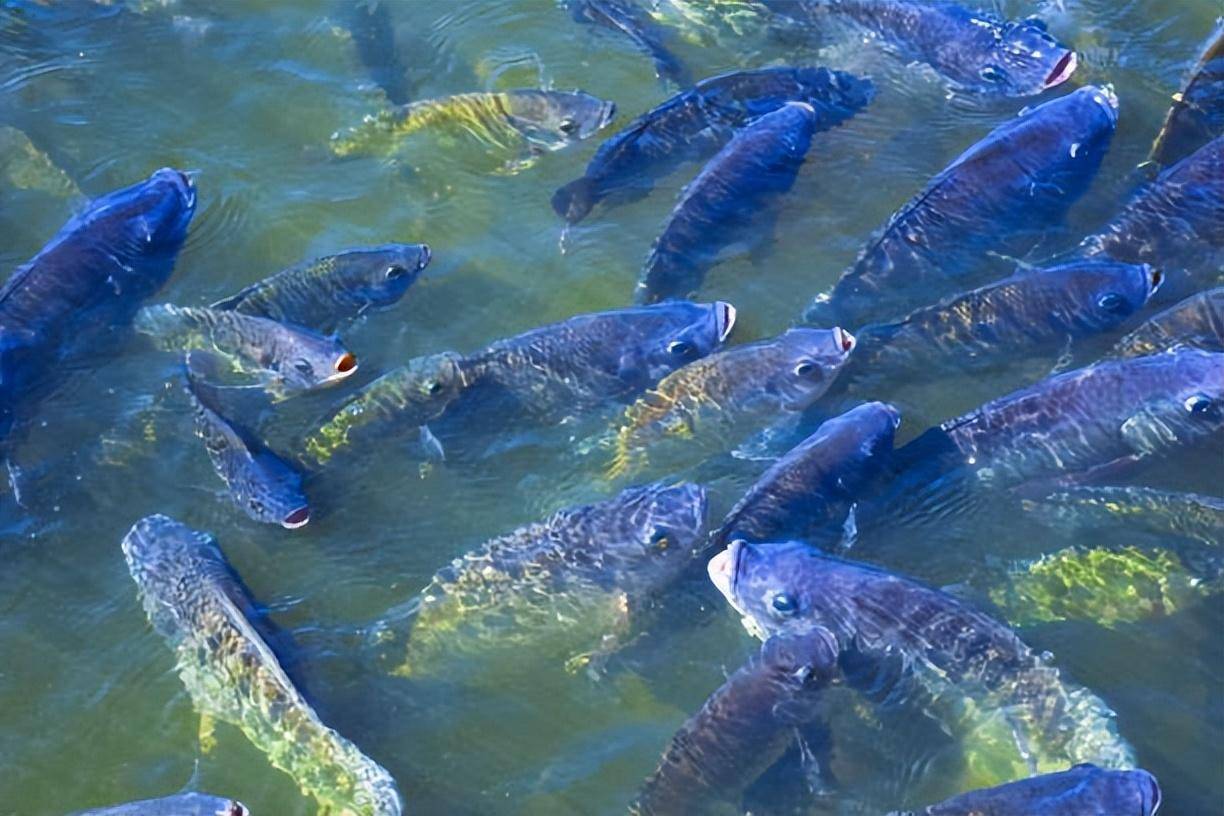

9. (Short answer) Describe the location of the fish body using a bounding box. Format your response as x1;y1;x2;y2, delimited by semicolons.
0;125;80;199
552;65;874;223
213;243;430;334
329;89;615;159
635;101;819;304
608;327;855;479
1109;286;1224;358
762;0;1077;96
709;540;1136;777
631;628;839;815
133;304;357;395
1023;485;1224;549
0;168;195;436
122;515;403;816
567;0;690;86
812;86;1118;327
1149;19;1224;167
712;401;899;552
69;792;249;816
343;0;412;106
891;764;1162;816
388;483;707;677
303;350;467;467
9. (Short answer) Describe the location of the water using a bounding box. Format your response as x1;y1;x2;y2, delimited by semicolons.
0;0;1220;813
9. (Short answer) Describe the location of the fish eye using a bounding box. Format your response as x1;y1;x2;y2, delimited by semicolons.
649;527;670;549
1184;394;1217;416
667;340;696;359
384;264;409;280
793;360;823;379
425;379;443;395
771;592;798;616
1097;293;1127;313
558;118;578;135
979;65;1007;83
294;359;314;376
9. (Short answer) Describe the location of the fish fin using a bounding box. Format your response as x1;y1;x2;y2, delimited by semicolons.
416;424;445;462
838;503;858;551
209;290;249;312
5;458;27;509
497;150;542;176
198;713;218;755
793;725;838;797
551;177;595;223
605;425;640;481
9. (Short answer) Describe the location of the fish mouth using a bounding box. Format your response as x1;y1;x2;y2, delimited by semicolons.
416;244;432;270
1145;265;1164;297
1044;50;1077;88
598;100;617;130
834;326;856;354
715;301;737;343
707;539;744;607
281;507;310;529
333;353;358;377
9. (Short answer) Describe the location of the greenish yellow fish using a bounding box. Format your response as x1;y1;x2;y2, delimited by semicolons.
0;125;81;199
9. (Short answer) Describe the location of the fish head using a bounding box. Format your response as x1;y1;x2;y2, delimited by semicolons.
617;300;736;386
331;242;431;308
243;461;310;530
1119;350;1224;455
279;329;358;390
81;167;197;263
1061;259;1162;332
798;67;876;115
591;482;708;587
503;90;616;149
972;18;1077;95
708;539;831;640
222;802;251;816
392;350;469;417
121;515;225;634
767;327;856;410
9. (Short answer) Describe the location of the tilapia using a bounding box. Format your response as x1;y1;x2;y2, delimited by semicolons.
69;792;250;816
1109;287;1224;359
607;327;855;479
1023;485;1224;549
342;0;413;106
122;515;403;816
630;627;840;815
213;243;431;334
552;65;873;223
635;101;819;304
889;764;1161;816
134;304;357;396
709;540;1136;782
761;0;1077;96
567;0;690;87
711;401;900;552
1149;18;1224;168
378;482;706;677
809;86;1118;327
0;125;80;200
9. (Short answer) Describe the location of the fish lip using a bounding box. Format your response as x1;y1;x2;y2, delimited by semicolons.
1043;50;1077;88
281;507;310;529
1145;264;1164;297
707;538;745;606
598;100;617;130
834;326;856;354
715;301;737;343
416;244;432;270
334;353;358;377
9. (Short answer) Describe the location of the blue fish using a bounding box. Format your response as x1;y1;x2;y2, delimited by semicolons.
567;0;690;88
1149;19;1224;168
68;792;250;816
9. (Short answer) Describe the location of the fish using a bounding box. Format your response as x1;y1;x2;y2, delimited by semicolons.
122;515;403;815
382;482;707;678
133;304;358;396
303;350;468;467
635;101;820;304
708;540;1137;780
329;89;616;162
1148;18;1224;168
1108;286;1224;358
212;243;431;334
1022;485;1224;549
551;65;874;223
0;125;81;200
760;0;1077;96
843;259;1161;387
1083;135;1224;297
68;792;250;816
342;0;413;106
809;86;1118;328
711;401;900;553
184;355;310;529
630;627;840;815
606;327;855;479
0;168;196;441
566;0;690;87
888;764;1162;816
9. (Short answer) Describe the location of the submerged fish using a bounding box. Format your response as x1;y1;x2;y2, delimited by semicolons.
342;0;413;106
0;125;80;200
303;350;467;467
635;101;820;304
890;764;1161;816
329;89;615;162
185;357;310;529
1023;485;1224;549
712;401;900;552
567;0;690;87
134;304;358;396
69;792;250;816
382;482;707;677
122;515;403;815
761;0;1076;96
709;540;1136;780
607;327;855;479
213;243;431;334
1108;286;1224;358
0;168;195;439
630;627;840;815
1149;19;1224;168
552;65;873;223
810;86;1118;327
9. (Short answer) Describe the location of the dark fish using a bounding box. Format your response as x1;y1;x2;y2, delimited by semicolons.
551;66;874;223
122;515;403;815
69;792;250;816
1083;135;1224;297
761;0;1077;96
0;125;80;200
708;540;1136;771
0;168;195;439
1149;18;1224;168
185;356;310;529
635;101;818;304
810;86;1118;327
1023;485;1224;549
890;764;1161;816
712;401;899;552
213;243;431;334
844;259;1161;387
567;0;690;87
387;482;707;677
630;627;839;816
1108;286;1224;358
343;0;412;106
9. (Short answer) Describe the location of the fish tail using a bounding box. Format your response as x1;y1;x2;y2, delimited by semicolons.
605;425;643;481
328;105;417;158
551;176;595;223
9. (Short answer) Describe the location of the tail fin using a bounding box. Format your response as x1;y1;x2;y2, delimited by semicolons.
551;176;595;223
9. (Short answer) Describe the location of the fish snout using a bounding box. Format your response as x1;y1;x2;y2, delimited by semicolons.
716;301;737;343
417;244;432;270
281;507;311;529
834;326;856;355
1044;50;1078;88
334;352;358;377
1144;265;1164;297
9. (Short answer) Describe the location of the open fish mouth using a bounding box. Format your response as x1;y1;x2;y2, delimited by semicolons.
597;100;617;130
416;244;432;270
834;326;856;354
707;538;744;607
281;506;311;529
1145;265;1164;297
333;353;359;378
716;301;737;342
1044;51;1078;88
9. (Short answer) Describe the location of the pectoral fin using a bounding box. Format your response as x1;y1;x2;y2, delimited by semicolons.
198;713;217;754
